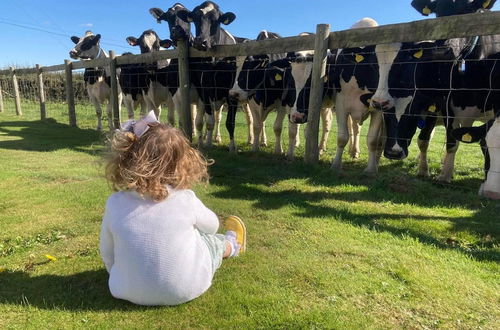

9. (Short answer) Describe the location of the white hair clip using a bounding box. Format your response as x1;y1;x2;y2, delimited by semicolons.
120;110;159;138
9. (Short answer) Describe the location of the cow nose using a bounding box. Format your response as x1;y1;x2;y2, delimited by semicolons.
371;99;390;111
229;90;240;99
290;112;306;124
194;38;209;50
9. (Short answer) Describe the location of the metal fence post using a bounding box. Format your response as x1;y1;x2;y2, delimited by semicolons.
109;50;121;129
305;24;330;164
177;39;192;141
65;60;77;127
36;64;46;120
10;67;22;116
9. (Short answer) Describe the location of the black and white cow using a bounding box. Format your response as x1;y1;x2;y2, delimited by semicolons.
149;3;202;134
411;0;496;17
452;114;500;199
330;18;382;175
372;0;499;182
176;1;247;148
69;31;123;131
285;45;335;160
228;30;287;152
121;30;172;120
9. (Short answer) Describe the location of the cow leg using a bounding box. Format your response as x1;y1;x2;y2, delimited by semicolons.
287;122;300;160
331;111;350;171
167;99;176;127
106;101;114;131
319;107;333;154
243;103;254;145
261;120;268;147
92;97;103;132
213;105;223;144
123;95;135;119
416;119;436;177
195;99;205;148
348;114;361;159
437;127;459;183
364;111;384;175
273;107;286;155
249;100;264;152
226;99;238;153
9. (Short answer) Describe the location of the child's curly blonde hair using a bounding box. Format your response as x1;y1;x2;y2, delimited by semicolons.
105;123;210;201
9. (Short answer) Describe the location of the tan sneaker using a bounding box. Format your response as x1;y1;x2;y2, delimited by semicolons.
224;215;247;254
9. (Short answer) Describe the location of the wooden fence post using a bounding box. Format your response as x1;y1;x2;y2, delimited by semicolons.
36;64;46;120
0;79;4;113
177;39;192;141
10;67;22;116
305;24;330;164
64;60;77;127
109;50;121;129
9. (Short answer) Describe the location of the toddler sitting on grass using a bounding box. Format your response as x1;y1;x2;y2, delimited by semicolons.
100;111;246;306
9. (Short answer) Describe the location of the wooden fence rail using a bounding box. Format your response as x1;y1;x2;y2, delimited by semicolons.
1;11;500;162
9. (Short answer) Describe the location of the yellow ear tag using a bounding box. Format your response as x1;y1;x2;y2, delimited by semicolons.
355;54;365;63
428;104;437;113
224;19;230;24
462;133;473;143
423;6;432;15
483;0;492;8
413;50;423;59
275;73;283;81
187;17;193;22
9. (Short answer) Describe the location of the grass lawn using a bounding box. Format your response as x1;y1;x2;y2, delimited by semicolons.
0;103;499;329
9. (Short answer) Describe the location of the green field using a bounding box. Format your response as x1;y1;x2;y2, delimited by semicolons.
0;102;499;329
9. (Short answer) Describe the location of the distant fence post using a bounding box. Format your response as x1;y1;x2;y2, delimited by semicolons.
109;50;121;129
10;67;22;116
0;79;4;113
36;64;46;120
305;24;330;164
177;39;192;141
64;60;77;127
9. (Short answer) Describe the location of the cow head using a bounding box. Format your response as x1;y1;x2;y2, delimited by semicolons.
178;1;236;51
69;31;102;60
229;31;282;101
150;3;192;45
372;41;455;159
411;0;496;17
126;30;172;54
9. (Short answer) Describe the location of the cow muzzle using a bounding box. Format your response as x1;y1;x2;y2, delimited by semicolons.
193;38;210;51
69;50;79;59
370;98;392;111
289;112;307;124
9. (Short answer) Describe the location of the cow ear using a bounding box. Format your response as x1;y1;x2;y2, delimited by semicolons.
94;34;101;43
177;9;192;23
219;12;236;25
71;36;80;44
411;0;437;16
452;125;488;143
159;39;173;49
126;37;138;46
149;8;165;22
478;0;496;9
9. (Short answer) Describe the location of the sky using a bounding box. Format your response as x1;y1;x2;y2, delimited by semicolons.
0;0;477;68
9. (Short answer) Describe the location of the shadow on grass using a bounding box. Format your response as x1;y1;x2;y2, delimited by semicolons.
0;119;104;155
0;269;159;311
206;146;500;263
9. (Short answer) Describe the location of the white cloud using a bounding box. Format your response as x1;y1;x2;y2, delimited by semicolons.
79;23;94;28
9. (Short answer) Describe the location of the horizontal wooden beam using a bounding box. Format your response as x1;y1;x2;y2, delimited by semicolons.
115;49;179;66
189;34;316;58
328;11;500;49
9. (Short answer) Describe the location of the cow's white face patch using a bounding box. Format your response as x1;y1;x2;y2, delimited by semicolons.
229;56;248;100
290;61;313;114
143;33;157;52
372;43;402;108
200;3;215;15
